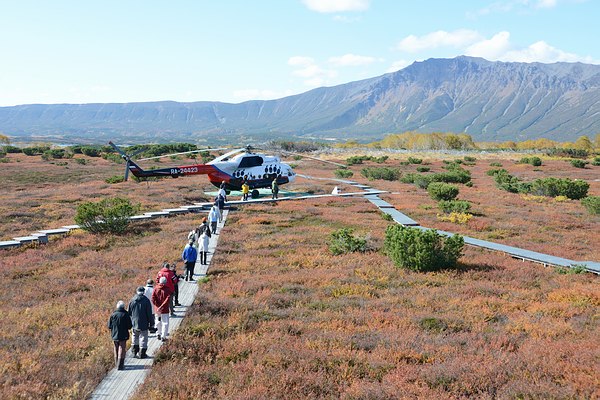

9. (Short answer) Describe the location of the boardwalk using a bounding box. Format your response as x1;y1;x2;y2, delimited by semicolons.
90;210;228;400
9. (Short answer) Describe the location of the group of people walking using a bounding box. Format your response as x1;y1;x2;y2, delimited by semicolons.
107;193;226;371
107;262;185;370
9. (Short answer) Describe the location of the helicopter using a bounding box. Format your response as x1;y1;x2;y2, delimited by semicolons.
109;141;298;198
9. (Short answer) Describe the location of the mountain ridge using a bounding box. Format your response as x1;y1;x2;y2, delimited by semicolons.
1;56;599;144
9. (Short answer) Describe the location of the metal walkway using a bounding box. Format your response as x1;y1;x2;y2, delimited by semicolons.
345;182;599;274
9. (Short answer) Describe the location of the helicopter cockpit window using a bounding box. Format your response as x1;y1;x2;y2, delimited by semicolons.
238;156;263;168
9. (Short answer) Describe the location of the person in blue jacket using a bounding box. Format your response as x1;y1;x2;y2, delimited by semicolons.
182;238;198;281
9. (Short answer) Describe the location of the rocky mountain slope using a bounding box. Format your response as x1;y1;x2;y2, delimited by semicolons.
1;56;599;143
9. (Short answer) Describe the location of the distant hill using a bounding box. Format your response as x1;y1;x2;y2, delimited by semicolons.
1;56;600;144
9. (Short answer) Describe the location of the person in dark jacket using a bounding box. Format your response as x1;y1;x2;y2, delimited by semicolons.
108;300;132;370
151;277;173;341
128;287;153;359
215;195;225;222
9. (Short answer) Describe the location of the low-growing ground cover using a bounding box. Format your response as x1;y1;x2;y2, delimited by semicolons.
0;150;598;399
0;216;198;399
136;199;598;399
0;153;214;239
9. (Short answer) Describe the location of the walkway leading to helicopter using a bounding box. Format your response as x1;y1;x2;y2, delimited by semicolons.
90;211;229;400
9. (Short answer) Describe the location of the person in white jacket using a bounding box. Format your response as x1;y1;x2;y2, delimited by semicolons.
208;205;219;235
143;279;156;333
198;218;211;265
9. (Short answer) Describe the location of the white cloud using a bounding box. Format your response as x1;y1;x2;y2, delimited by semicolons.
288;55;338;87
301;0;370;13
397;28;599;65
465;31;512;60
328;53;379;66
386;60;411;73
500;41;596;63
397;29;482;53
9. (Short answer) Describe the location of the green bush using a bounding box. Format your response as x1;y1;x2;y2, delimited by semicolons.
489;162;502;167
4;145;21;153
546;148;588;158
570;159;588;168
489;169;529;193
591;156;600;166
81;146;101;157
581;196;600;215
414;175;432;189
346;156;367;166
384;226;464;272
22;146;50;156
463;156;476;162
329;228;367;255
334;169;354;179
407;157;422;164
430;166;471;184
529;177;589;200
361;167;400;181
400;173;419;183
427;182;459;201
75;158;88;165
438;200;471;213
105;175;125;184
520;156;542;166
75;197;139;234
381;212;393;221
416;166;430;172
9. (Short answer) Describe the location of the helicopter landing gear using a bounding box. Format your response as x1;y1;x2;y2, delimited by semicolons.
251;189;260;199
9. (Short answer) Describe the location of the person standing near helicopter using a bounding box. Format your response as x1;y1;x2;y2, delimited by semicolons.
241;180;250;201
271;177;279;199
215;195;225;222
218;181;227;202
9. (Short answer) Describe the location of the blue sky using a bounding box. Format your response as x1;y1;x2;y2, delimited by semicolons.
0;0;598;106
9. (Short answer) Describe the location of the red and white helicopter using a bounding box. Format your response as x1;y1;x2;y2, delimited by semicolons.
109;141;298;197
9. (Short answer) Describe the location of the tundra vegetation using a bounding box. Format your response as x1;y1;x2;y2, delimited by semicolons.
0;144;597;399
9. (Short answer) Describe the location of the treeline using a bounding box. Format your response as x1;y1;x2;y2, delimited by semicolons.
0;141;213;162
335;132;600;154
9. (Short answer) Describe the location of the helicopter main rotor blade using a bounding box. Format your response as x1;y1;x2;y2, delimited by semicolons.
124;160;130;181
137;148;229;161
280;151;346;167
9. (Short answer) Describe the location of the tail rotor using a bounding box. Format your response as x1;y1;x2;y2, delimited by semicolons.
108;141;147;181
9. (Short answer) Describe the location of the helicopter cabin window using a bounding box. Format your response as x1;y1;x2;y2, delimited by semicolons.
238;156;263;168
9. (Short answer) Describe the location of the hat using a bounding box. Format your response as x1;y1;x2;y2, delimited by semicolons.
159;276;167;284
136;286;145;294
146;279;153;286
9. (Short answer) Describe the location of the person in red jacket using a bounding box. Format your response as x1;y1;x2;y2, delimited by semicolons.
151;277;173;341
156;262;175;293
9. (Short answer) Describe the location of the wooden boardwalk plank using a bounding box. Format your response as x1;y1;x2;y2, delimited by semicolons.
90;211;229;399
